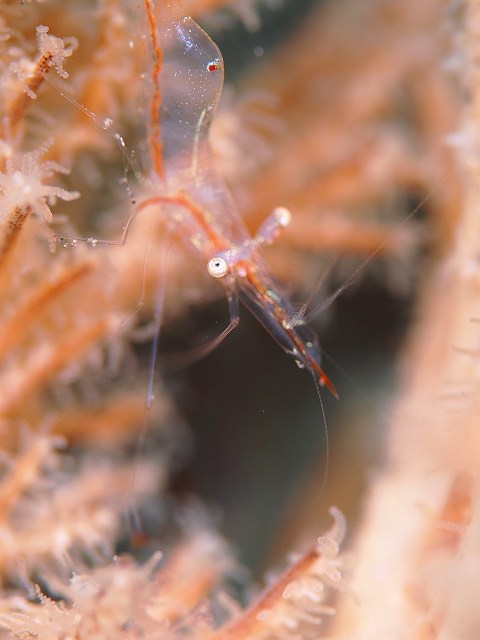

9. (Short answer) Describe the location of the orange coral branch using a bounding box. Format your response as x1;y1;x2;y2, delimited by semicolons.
0;318;115;416
0;206;30;269
0;259;94;360
3;51;53;140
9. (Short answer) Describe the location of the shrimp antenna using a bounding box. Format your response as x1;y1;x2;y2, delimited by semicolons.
304;184;442;324
312;370;330;501
291;252;338;327
126;231;171;542
45;77;143;180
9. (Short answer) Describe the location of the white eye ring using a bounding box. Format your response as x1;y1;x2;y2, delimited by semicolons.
207;256;228;278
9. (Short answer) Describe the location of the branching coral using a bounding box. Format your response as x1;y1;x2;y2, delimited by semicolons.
0;509;347;640
0;0;477;638
0;145;79;223
326;1;480;636
0;2;356;638
0;428;162;584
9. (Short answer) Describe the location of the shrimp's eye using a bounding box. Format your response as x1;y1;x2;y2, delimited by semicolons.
207;58;223;72
207;257;228;278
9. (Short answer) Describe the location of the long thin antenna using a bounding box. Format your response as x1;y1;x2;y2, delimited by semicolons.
126;232;171;542
312;372;330;501
306;185;441;323
46;78;141;177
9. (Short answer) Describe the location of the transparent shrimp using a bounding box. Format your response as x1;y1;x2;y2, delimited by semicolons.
54;1;337;397
136;0;339;398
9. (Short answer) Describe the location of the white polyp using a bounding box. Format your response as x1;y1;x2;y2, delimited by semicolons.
272;206;292;227
207;256;228;278
328;569;342;582
36;25;78;79
256;610;272;621
282;581;299;599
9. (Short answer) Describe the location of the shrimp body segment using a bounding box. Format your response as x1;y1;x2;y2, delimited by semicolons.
235;259;338;397
142;7;337;398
